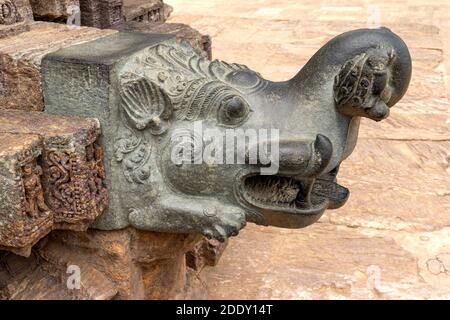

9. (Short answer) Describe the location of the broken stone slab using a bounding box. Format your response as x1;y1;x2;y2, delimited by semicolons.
29;0;79;23
122;0;164;23
0;109;108;233
0;0;33;38
79;0;123;29
118;21;212;59
0;132;52;257
0;21;117;111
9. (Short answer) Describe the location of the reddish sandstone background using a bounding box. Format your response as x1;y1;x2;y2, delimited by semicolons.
168;0;450;299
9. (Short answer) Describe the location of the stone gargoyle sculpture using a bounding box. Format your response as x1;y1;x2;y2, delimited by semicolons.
43;27;411;241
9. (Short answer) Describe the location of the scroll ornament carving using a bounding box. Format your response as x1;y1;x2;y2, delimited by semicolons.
46;144;108;223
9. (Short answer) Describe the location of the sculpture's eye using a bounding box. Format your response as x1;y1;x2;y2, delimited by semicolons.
226;97;246;118
218;96;250;126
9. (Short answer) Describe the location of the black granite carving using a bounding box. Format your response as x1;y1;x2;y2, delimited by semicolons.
43;28;412;241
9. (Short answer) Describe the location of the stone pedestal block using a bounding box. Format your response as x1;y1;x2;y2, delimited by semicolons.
0;21;117;111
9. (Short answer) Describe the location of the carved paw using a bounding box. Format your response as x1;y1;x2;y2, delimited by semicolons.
201;205;246;242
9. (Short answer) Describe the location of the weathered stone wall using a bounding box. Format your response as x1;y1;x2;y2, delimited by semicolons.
0;228;204;299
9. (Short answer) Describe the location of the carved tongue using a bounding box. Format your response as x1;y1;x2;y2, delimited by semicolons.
312;179;349;209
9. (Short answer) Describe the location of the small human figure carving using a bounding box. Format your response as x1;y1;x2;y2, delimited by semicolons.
22;162;50;218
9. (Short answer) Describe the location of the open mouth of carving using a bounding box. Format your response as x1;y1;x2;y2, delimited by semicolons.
238;170;350;216
239;174;328;214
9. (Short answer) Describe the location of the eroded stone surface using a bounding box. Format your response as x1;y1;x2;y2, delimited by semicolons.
0;110;108;256
0;21;117;111
0;0;33;25
79;0;123;29
0;109;108;231
29;0;79;22
123;0;164;23
186;238;228;272
0;132;51;257
0;249;118;300
0;228;204;300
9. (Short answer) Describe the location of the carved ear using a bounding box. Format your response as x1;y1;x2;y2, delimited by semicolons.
120;78;173;135
333;47;393;121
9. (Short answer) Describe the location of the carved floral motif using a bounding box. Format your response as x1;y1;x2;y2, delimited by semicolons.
0;1;21;25
45;144;108;223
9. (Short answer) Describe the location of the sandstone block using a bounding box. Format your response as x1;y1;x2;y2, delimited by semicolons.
0;250;118;300
0;21;117;111
0;110;108;256
186;238;228;272
123;0;164;23
29;0;79;22
79;0;123;29
0;109;108;232
0;132;52;256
